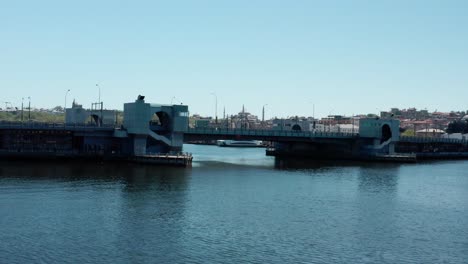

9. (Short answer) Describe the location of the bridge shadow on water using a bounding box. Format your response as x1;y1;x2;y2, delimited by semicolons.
0;159;191;192
0;160;198;263
275;157;403;193
274;157;402;170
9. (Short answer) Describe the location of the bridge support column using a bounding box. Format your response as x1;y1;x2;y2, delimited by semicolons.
389;143;395;154
133;135;147;156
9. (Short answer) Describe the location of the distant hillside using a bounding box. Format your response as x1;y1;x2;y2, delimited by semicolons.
0;109;124;124
0;111;65;123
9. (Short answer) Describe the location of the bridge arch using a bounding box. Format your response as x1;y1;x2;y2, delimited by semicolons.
150;111;172;131
87;114;101;126
292;124;302;131
381;124;392;143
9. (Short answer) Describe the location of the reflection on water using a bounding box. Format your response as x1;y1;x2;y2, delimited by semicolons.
273;156;391;170
1;145;467;263
357;164;400;193
0;160;193;263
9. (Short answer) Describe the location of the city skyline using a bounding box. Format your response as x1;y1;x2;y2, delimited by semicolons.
1;1;467;118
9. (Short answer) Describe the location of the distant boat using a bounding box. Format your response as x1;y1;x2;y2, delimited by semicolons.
216;140;263;147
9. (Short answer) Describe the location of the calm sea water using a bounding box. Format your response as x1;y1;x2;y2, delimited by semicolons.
1;144;468;263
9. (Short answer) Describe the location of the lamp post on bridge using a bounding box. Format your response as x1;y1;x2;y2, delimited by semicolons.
4;102;11;111
210;92;218;125
308;100;316;131
28;97;31;121
65;89;70;111
96;84;101;105
21;98;24;122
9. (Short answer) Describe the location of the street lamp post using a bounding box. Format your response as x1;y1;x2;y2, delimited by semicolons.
96;84;101;105
28;97;31;121
21;98;24;122
96;84;103;126
210;92;218;124
65;89;70;111
312;103;315;120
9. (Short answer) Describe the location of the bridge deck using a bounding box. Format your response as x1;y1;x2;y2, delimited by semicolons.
400;136;467;145
1;122;466;146
185;128;358;142
0;121;116;132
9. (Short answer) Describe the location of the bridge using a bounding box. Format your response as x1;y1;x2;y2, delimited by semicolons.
2;122;465;146
185;127;467;145
184;127;358;142
185;120;468;161
1;94;467;163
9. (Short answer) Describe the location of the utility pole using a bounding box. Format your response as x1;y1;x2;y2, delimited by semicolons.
28;97;31;121
313;104;315;121
242;104;245;129
96;84;101;106
223;106;226;128
65;89;70;111
96;84;103;126
21;98;24;122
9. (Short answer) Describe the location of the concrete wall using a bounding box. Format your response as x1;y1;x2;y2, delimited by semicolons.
272;119;314;131
359;118;400;141
124;99;152;134
133;135;147;156
66;104;116;125
123;96;189;152
65;107;88;124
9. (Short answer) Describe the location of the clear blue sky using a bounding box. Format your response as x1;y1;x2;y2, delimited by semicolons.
1;0;467;118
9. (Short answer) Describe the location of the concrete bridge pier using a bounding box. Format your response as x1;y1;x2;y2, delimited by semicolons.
267;118;401;161
123;95;189;156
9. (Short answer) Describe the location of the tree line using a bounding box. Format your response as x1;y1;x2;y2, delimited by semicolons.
446;120;468;134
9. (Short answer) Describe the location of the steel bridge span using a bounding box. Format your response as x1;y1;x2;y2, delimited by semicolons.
184;128;358;142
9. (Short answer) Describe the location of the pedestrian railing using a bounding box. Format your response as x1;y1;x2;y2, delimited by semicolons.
186;127;358;139
0;121;116;130
400;136;467;145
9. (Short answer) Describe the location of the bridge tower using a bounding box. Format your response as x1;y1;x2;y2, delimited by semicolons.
359;118;400;155
123;95;189;156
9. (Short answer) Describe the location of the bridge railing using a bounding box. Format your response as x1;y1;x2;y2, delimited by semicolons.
400;136;467;145
0;121;117;130
186;127;358;138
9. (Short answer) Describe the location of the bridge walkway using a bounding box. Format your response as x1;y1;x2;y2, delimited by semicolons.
184;128;359;142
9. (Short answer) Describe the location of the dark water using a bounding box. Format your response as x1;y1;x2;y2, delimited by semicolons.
1;145;468;264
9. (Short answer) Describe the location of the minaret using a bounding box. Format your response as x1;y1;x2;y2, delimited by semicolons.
242;105;245;129
262;105;265;122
